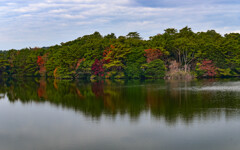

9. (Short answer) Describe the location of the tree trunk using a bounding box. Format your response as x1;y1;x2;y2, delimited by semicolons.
184;64;187;72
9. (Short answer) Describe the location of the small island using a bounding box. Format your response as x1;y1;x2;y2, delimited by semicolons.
0;26;239;80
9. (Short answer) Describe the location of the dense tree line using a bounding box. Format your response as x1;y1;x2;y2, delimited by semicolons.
1;26;240;79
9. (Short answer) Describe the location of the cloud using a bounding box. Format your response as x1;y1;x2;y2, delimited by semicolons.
1;0;240;50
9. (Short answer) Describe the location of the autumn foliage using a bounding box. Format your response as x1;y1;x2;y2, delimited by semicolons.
37;56;44;66
37;54;48;76
199;60;217;77
103;46;113;57
102;45;113;63
144;49;163;63
53;67;59;78
75;58;85;70
91;59;105;77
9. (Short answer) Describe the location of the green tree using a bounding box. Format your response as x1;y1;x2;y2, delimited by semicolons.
141;59;166;78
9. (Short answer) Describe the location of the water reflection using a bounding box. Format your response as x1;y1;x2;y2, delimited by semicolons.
0;78;240;124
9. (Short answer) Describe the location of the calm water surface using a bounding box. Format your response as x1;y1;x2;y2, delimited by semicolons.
0;78;240;150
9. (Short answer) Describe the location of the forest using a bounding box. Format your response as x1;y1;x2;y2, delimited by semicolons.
1;26;240;79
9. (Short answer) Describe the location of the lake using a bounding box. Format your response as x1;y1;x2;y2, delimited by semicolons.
0;78;240;150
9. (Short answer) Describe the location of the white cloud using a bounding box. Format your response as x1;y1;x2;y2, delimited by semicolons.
49;9;68;13
1;0;240;49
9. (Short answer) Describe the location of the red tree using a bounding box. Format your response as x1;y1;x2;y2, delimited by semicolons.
37;56;44;66
37;54;48;76
199;60;217;77
91;59;105;77
144;49;163;63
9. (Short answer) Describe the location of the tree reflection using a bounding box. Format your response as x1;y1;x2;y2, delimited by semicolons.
38;78;47;99
91;81;104;97
0;78;240;124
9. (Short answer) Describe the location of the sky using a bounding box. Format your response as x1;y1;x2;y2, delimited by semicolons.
1;0;240;50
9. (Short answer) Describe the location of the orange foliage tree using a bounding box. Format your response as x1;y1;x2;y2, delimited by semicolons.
144;49;163;63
